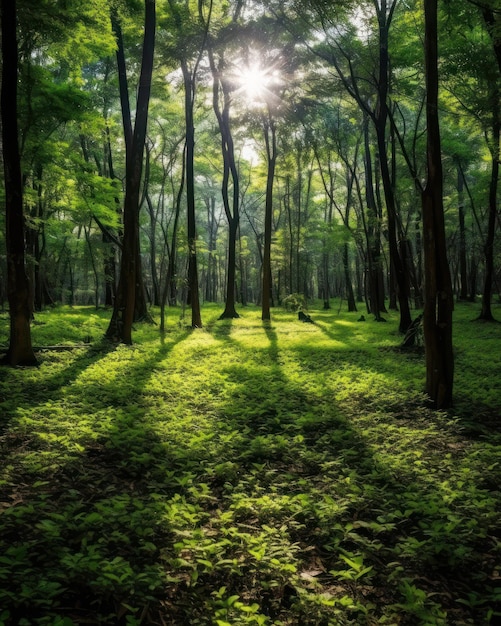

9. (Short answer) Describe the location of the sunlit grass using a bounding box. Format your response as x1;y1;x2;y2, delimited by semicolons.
0;301;500;624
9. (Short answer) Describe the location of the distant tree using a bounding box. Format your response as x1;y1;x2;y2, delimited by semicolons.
163;0;212;328
207;31;242;319
261;111;278;321
1;0;37;365
441;0;500;319
276;0;412;331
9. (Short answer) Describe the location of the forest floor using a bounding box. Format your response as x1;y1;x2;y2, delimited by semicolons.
0;301;500;626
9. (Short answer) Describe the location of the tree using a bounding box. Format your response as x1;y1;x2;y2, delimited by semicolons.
421;0;454;408
261;111;278;321
106;0;156;343
275;0;413;331
208;33;242;319
441;0;500;319
1;0;37;365
163;0;212;328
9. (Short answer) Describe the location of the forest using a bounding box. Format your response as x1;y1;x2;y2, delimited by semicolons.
0;0;500;624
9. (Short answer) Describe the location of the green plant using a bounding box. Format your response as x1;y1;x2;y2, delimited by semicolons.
0;303;500;624
282;293;307;312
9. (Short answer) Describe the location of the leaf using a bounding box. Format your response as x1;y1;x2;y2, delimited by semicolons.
300;569;323;580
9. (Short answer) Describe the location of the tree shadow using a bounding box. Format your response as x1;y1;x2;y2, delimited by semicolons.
201;317;500;624
0;314;499;624
0;328;198;624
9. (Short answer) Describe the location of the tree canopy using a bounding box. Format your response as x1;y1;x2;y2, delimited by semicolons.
1;0;499;397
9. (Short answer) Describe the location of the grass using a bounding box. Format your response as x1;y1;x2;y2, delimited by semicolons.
0;301;500;625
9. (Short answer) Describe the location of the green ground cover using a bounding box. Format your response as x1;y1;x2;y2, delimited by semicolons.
0;302;500;625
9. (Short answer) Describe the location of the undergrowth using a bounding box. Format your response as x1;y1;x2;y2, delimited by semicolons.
0;301;500;625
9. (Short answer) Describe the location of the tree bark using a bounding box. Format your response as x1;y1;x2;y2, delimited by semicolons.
1;0;37;366
106;0;156;343
363;116;386;319
374;2;412;332
208;48;241;319
262;115;277;321
343;242;357;312
182;60;202;328
477;83;499;321
422;0;454;408
457;165;469;301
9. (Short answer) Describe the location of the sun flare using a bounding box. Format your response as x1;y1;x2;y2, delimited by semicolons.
238;64;270;101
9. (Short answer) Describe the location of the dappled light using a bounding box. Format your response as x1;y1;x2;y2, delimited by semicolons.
1;0;500;621
1;304;500;623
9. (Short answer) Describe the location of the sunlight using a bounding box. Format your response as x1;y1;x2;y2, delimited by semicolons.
237;63;270;101
233;62;273;103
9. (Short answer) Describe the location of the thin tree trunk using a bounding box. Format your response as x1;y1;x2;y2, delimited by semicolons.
322;199;332;309
84;224;100;309
374;3;411;332
477;83;499;321
208;48;241;319
262;115;277;321
343;243;357;312
1;0;37;366
364;116;385;319
106;0;156;342
182;61;202;328
457;165;469;301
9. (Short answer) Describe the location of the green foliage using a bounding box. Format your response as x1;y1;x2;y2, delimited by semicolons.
0;303;500;624
282;293;307;312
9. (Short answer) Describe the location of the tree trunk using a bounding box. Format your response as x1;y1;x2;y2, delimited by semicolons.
363;116;386;319
208;49;241;319
477;83;499;321
160;148;185;331
106;0;156;343
322;196;331;310
1;0;37;366
262;116;277;322
104;124;118;306
457;165;469;301
422;0;454;409
374;4;412;333
343;243;357;312
103;230;116;307
182;61;202;328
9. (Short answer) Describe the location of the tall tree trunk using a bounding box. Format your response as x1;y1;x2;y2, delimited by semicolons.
285;175;294;294
477;83;499;321
1;0;37;366
103;229;116;307
208;48;240;319
422;0;454;408
182;61;202;328
374;2;412;332
238;227;248;306
262;115;277;321
322;198;333;309
106;0;156;343
160;143;185;331
363;116;386;319
143;145;160;307
343;243;357;312
457;165;469;301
